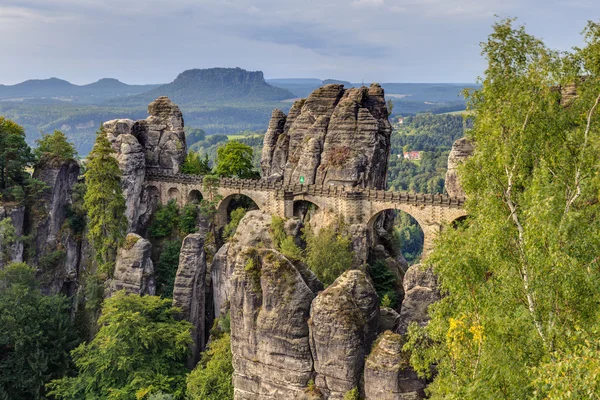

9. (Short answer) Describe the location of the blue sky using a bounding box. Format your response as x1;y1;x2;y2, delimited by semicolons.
0;0;597;84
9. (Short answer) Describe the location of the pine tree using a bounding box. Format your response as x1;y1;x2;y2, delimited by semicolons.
83;128;127;275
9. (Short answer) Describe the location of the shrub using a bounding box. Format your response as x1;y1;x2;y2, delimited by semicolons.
186;334;234;400
223;207;247;240
304;224;353;285
343;387;361;400
149;199;180;239
155;240;182;298
179;203;199;235
368;260;399;309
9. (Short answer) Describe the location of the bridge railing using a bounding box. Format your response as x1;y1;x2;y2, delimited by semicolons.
145;171;465;207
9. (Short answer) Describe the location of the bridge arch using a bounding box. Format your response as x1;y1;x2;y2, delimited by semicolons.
188;189;203;204
367;208;425;264
216;193;261;227
293;199;320;222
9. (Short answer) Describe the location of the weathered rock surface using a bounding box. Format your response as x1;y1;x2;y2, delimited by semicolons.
379;307;402;333
211;242;232;317
445;137;474;198
211;210;320;317
0;205;25;268
31;157;81;293
261;84;391;189
103;96;186;232
110;233;155;296
309;270;379;399
397;264;440;335
364;331;426;400
230;248;316;399
172;233;206;367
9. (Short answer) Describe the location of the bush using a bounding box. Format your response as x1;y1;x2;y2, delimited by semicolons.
38;250;66;271
149;200;180;239
368;260;399;308
186;334;234;400
304;224;353;285
343;387;361;400
179;203;199;235
223;207;247;240
155;240;182;298
279;236;303;261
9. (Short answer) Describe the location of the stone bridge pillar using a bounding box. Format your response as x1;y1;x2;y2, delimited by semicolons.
420;223;442;258
343;192;366;224
283;191;294;219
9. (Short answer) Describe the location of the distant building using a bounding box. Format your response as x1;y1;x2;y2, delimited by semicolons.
403;151;421;160
398;117;404;124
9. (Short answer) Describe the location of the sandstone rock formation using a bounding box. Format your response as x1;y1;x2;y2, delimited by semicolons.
31;156;81;293
172;233;207;367
261;84;392;189
379;307;402;333
0;205;25;268
211;242;232;317
211;210;320;317
103;96;186;232
309;270;379;399
445;137;474;198
364;331;426;400
109;233;155;296
230;248;316;399
397;264;440;335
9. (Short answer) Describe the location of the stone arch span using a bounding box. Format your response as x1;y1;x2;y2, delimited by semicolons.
292;195;322;222
216;193;261;227
188;189;203;204
365;201;466;257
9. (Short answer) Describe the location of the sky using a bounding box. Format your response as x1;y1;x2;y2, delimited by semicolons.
0;0;598;85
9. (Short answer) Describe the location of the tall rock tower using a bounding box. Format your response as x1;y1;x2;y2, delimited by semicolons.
261;84;392;189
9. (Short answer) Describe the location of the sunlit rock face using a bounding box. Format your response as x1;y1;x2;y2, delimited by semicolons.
261;83;392;189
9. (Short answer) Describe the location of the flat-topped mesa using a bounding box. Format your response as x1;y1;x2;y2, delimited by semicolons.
261;83;392;190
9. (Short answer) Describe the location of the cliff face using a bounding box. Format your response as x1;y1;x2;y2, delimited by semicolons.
172;233;207;367
103;96;186;233
0;205;25;268
31;157;81;293
261;84;392;189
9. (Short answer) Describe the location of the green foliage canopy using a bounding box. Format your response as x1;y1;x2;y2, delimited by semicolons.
34;130;77;161
186;334;234;400
0;263;75;400
0;117;33;194
83;128;127;274
405;19;600;399
304;224;353;286
215;141;259;179
47;292;192;400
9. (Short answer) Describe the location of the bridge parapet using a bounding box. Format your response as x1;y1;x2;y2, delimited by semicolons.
145;171;466;207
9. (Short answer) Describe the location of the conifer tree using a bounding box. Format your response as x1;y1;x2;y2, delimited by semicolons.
83;128;127;275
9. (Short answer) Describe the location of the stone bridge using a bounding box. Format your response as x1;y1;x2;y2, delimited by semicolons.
145;171;467;255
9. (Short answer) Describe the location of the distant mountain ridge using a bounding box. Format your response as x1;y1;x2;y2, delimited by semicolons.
112;67;295;106
0;77;160;103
